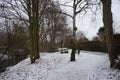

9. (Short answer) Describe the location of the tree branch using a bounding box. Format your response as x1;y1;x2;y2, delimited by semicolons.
75;2;88;14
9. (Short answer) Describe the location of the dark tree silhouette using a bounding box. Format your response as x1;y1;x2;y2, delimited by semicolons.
101;0;119;68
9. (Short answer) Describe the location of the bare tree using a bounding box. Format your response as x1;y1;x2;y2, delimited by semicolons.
101;0;118;68
62;0;89;61
0;0;40;63
24;0;40;63
49;0;89;61
39;2;68;52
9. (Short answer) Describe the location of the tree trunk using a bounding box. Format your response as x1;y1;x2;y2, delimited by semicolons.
33;0;40;60
27;0;40;63
34;0;40;59
70;0;77;61
101;0;118;68
30;25;35;63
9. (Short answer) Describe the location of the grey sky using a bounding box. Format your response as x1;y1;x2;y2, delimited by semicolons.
54;0;120;40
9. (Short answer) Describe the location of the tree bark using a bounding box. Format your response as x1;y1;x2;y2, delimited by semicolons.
101;0;118;68
32;0;40;60
27;0;40;63
70;0;77;61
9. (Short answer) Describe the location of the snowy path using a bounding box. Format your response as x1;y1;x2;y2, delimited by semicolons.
0;50;119;80
47;51;108;80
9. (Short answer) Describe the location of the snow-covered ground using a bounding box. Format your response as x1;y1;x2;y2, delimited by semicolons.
0;50;120;80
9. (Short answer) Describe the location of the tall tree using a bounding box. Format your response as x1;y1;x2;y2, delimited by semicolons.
3;0;40;63
57;0;89;61
71;0;88;61
101;0;118;68
26;0;39;63
41;2;68;52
